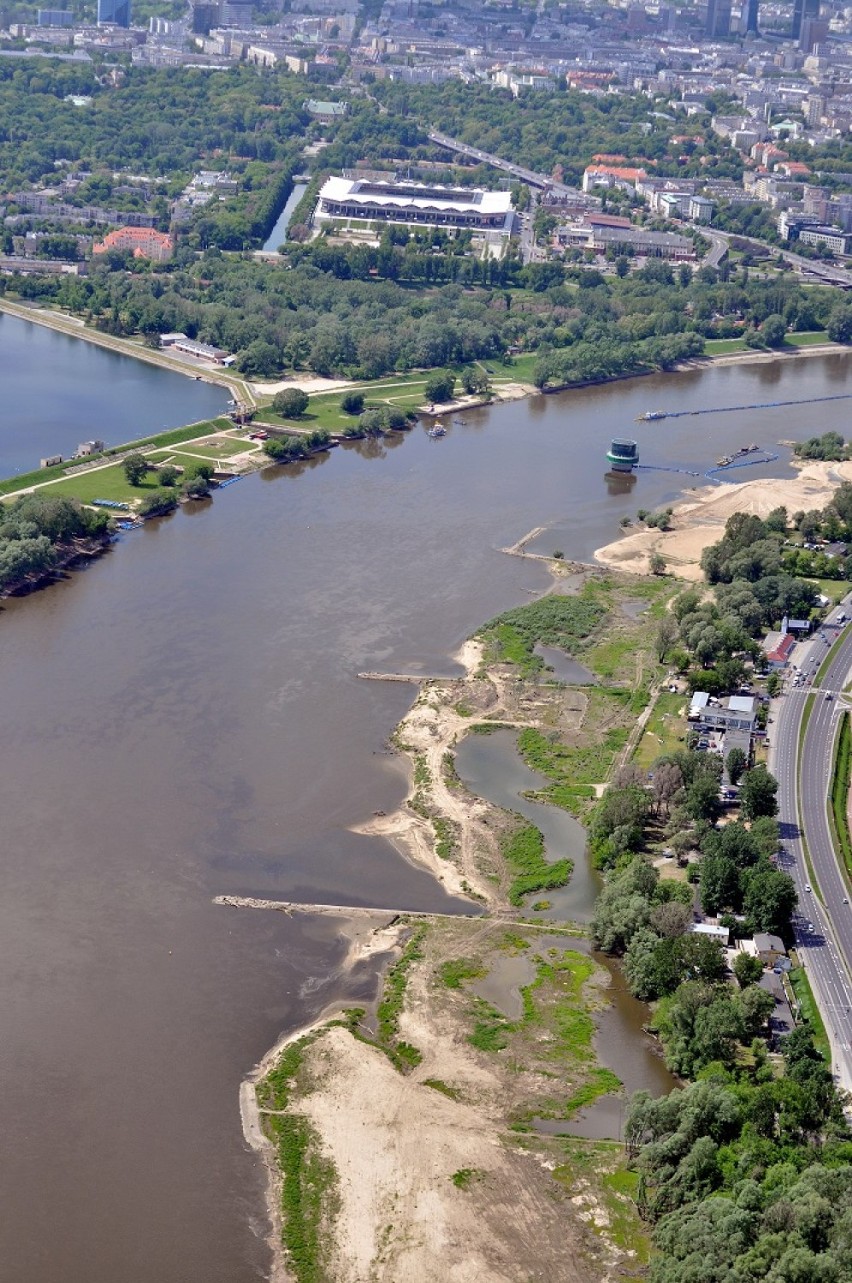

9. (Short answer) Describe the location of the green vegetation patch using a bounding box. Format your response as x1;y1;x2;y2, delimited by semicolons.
787;967;831;1062
829;710;852;877
478;593;606;677
438;958;487;989
257;1036;338;1283
422;1078;462;1100
376;926;426;1072
451;1167;483;1190
501;815;571;906
518;714;628;811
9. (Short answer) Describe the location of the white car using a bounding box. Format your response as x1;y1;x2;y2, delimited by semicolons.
805;884;812;893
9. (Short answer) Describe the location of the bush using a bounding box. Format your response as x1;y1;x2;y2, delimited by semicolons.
158;465;180;487
340;391;364;414
138;489;178;518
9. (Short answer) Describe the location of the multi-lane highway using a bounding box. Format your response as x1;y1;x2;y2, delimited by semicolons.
772;603;852;1091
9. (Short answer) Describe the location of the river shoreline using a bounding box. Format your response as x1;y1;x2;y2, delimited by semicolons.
1;293;847;442
594;457;852;580
249;569;674;1280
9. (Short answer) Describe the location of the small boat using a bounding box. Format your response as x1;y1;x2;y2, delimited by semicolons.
637;410;666;421
455;417;467;425
716;456;733;467
428;423;446;439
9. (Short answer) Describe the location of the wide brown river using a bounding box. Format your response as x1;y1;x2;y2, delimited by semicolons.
1;328;849;1282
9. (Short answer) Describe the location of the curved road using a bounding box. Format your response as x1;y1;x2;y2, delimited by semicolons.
772;602;852;1091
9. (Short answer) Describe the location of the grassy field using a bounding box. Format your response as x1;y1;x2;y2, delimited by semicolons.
633;691;688;770
151;438;255;461
786;330;830;346
704;338;748;354
45;462;168;505
704;331;831;357
0;418;236;501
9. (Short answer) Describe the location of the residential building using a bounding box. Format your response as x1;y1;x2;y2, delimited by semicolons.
92;227;173;260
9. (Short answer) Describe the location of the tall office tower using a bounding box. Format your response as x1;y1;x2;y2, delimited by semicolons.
97;0;131;24
791;0;819;42
706;0;732;37
744;0;759;34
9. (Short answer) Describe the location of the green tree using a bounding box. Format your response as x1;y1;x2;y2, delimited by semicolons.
733;952;764;987
726;747;747;785
158;465;180;488
272;387;309;418
740;766;779;820
761;314;787;348
122;452;149;486
424;372;456;403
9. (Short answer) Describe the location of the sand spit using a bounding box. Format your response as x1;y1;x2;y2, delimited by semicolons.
594;459;852;580
351;638;505;905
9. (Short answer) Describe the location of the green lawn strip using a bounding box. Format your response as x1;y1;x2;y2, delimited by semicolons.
827;710;852;878
786;330;830;346
705;338;748;354
632;690;687;770
788;966;831;1062
796;693;822;899
152;438;254;460
501;814;572;905
256;1033;339;1283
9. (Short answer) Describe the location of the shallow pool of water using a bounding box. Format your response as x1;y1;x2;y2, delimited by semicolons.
534;644;597;685
454;727;597;922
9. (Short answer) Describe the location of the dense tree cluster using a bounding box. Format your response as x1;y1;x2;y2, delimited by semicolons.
0;492;108;590
627;1037;851;1282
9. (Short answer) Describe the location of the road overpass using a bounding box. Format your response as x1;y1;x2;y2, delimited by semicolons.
427;129;576;199
772;602;852;1093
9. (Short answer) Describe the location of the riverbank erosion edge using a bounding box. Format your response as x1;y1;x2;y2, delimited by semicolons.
594;458;852;580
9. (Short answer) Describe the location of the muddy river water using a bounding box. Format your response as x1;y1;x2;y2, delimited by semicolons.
1;321;849;1282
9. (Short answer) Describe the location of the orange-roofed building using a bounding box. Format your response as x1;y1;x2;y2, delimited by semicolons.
777;161;811;178
591;153;627;164
582;164;647;192
93;227;174;261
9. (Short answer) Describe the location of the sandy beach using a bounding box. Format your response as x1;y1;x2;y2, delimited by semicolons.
594;458;852;580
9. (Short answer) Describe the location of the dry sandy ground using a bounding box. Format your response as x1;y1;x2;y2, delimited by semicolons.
594;459;852;580
297;1023;601;1283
